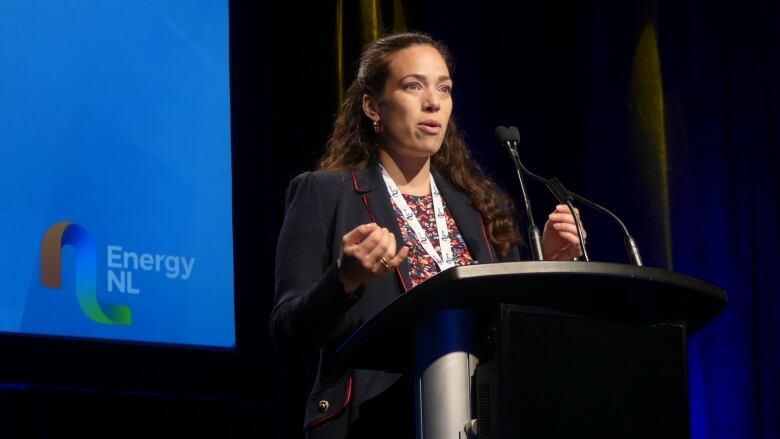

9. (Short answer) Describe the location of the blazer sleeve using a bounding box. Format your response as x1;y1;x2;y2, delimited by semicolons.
269;172;360;355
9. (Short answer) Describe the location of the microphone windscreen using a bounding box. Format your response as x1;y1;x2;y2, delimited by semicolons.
494;126;510;143
507;126;521;143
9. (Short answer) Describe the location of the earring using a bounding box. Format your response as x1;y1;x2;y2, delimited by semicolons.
373;120;383;133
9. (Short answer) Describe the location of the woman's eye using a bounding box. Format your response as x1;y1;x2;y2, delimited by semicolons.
440;85;453;95
405;82;422;91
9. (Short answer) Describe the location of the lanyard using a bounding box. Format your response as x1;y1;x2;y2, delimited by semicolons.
379;164;455;271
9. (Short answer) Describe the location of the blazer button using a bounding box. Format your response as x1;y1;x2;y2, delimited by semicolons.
318;400;330;413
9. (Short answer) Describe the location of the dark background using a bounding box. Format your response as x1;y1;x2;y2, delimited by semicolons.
1;0;777;438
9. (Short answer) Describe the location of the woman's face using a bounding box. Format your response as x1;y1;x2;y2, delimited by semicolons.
365;44;453;160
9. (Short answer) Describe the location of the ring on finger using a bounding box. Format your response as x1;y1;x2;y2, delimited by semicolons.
378;256;391;271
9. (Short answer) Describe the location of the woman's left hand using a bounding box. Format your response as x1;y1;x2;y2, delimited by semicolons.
542;204;586;260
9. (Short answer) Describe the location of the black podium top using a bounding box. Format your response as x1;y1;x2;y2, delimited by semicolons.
335;262;728;372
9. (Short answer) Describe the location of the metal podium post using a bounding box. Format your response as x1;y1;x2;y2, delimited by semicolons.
414;308;478;439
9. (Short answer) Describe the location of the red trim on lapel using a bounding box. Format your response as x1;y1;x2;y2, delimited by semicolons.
350;169;361;192
479;217;496;263
305;376;353;431
351;169;410;293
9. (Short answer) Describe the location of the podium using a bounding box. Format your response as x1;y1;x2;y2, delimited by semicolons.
335;262;728;439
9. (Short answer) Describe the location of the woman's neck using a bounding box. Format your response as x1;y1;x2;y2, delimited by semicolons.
378;149;432;196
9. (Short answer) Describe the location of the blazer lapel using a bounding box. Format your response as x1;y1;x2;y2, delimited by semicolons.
433;170;496;264
352;165;414;292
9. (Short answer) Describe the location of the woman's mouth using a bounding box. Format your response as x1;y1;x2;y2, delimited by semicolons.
418;120;442;135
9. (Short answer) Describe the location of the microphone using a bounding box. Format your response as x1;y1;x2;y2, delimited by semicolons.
500;126;643;266
503;126;590;261
495;126;543;260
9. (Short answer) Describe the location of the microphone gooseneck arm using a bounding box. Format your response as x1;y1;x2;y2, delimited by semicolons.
505;138;544;260
496;126;544;261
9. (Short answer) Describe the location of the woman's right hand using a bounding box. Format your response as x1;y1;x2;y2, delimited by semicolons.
337;223;409;294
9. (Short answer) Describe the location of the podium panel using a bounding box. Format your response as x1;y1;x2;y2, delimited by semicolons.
476;305;687;439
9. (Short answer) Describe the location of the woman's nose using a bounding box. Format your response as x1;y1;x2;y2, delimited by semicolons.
422;89;440;112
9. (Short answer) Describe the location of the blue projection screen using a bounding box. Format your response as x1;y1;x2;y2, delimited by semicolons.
0;1;235;348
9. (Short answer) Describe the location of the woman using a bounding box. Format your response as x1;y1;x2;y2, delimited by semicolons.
271;32;584;438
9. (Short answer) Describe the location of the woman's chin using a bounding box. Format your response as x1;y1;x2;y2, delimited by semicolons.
383;144;442;161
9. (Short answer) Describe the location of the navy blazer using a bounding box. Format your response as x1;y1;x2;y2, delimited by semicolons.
270;164;520;438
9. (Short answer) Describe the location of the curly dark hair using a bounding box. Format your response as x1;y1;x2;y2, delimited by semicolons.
318;32;522;257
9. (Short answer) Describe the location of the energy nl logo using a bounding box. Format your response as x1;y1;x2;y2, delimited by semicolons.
40;221;131;325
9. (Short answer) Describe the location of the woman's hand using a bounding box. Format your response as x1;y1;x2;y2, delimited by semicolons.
337;223;409;294
542;204;586;261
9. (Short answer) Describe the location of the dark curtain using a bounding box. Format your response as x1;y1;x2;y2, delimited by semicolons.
252;0;780;437
660;2;780;438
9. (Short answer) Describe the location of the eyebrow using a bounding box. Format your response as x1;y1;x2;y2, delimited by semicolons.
400;74;453;83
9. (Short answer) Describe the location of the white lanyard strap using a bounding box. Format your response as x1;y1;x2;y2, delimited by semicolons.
379;164;455;271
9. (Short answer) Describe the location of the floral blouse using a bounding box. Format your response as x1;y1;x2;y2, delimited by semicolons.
391;193;474;287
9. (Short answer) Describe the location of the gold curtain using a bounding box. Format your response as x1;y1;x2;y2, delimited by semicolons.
628;0;672;268
335;0;407;103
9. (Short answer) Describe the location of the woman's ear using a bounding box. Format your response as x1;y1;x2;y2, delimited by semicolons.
362;94;380;122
